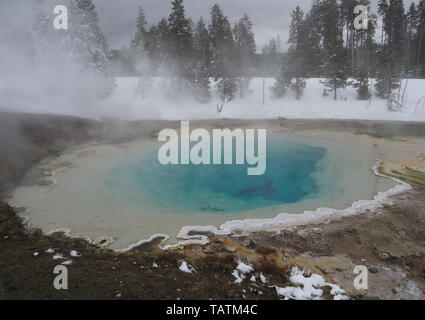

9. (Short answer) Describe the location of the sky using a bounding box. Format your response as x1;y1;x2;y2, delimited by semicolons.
0;0;419;54
93;0;311;51
93;0;418;50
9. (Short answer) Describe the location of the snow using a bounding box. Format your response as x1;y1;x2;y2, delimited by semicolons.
45;248;55;253
70;250;80;257
178;261;196;273
33;252;39;257
273;267;348;300
259;273;267;284
232;261;254;284
232;270;245;284
9;77;425;122
62;260;72;265
52;254;64;260
90;77;425;122
152;262;159;268
236;261;254;274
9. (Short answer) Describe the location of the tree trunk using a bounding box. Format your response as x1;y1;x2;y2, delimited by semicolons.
334;82;337;101
417;29;423;73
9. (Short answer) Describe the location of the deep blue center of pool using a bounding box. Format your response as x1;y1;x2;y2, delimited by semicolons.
104;137;326;214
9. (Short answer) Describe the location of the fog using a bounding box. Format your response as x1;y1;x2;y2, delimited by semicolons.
0;0;423;121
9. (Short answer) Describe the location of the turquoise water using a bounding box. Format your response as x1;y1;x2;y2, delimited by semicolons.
103;137;327;214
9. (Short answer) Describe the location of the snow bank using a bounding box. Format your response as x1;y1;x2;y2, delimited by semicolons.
273;267;348;300
99;77;425;122
4;76;425;121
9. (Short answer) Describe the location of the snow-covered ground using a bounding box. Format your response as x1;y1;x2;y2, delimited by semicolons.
102;77;425;121
2;77;425;121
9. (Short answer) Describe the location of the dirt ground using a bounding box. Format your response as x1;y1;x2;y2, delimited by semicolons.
0;112;424;300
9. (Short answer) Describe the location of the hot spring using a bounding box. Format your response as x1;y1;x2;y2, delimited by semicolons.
10;130;397;249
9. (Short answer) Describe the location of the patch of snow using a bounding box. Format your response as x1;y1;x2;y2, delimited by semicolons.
250;275;256;282
406;281;422;298
53;253;64;260
33;252;39;257
62;260;72;265
179;261;196;274
45;248;55;253
232;270;245;284
236;261;254;274
70;250;80;257
152;262;159;268
273;267;348;300
260;273;267;284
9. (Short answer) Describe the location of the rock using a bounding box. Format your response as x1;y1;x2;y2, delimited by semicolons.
368;267;379;274
335;268;344;272
23;228;42;239
316;265;330;275
224;246;236;253
241;240;250;247
202;246;217;254
93;236;114;248
213;238;224;244
247;240;258;249
378;251;391;261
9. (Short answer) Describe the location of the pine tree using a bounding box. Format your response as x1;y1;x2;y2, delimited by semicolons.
32;0;114;97
192;61;211;103
209;4;237;103
233;14;256;98
321;0;347;100
259;38;281;77
273;6;307;100
130;5;152;98
303;0;324;77
167;0;193;80
194;17;211;66
406;2;419;76
375;0;406;98
70;0;112;77
191;17;211;103
352;65;370;100
156;18;171;69
131;6;148;52
418;0;425;76
352;4;376;100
